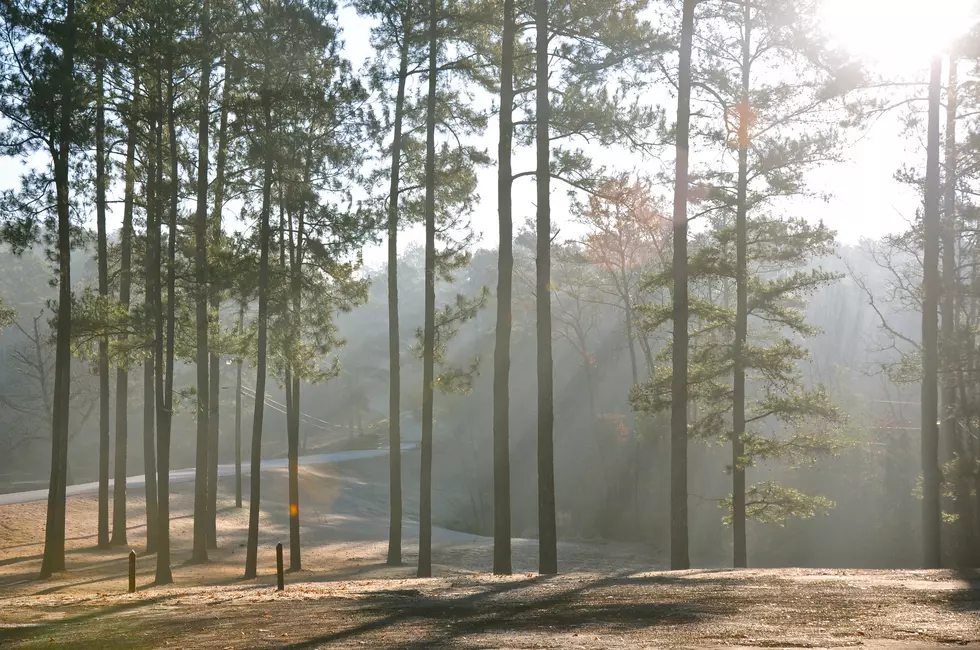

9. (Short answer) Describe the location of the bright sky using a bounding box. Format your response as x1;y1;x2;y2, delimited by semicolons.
2;0;977;269
820;0;976;74
363;0;980;264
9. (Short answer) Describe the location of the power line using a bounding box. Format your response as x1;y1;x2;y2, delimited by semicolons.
239;385;351;432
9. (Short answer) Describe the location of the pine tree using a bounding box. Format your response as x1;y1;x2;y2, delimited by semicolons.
363;0;493;579
243;20;275;584
94;18;111;551
0;0;80;578
142;56;160;557
385;1;413;568
669;0;695;572
634;215;847;536
155;30;181;584
493;0;516;577
940;54;975;566
493;0;664;573
110;61;140;547
650;0;860;568
922;55;943;570
235;304;245;508
417;0;439;580
732;0;751;569
239;0;369;578
353;0;424;570
211;51;234;520
191;0;213;566
261;0;372;574
534;0;558;578
47;0;77;578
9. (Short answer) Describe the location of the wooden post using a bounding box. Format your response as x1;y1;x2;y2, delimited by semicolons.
276;542;284;591
128;550;136;593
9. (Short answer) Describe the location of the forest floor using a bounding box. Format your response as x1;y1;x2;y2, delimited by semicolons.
0;456;977;649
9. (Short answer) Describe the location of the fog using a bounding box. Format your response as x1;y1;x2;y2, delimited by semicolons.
0;225;934;569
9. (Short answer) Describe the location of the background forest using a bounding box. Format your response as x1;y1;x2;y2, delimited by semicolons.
0;0;977;579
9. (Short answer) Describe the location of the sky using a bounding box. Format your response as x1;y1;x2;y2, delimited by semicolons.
1;0;976;271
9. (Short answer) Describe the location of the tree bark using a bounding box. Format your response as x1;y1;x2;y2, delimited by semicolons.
207;357;220;544
386;3;411;569
669;0;695;572
941;56;973;565
142;72;160;556
536;0;558;576
244;82;274;580
493;0;515;577
731;0;750;570
235;305;244;509
95;20;111;550
154;57;178;586
921;55;943;570
285;172;304;572
285;365;299;569
39;0;76;580
192;0;213;565
111;66;140;547
290;371;302;564
417;0;438;579
208;52;232;540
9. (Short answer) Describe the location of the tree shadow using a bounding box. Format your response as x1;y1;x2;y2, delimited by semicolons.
0;593;174;646
277;571;731;650
0;553;43;568
940;569;980;614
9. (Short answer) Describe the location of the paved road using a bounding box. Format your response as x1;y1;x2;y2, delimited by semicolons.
0;444;418;507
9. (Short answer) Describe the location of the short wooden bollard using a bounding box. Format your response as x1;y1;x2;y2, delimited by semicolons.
276;542;284;592
128;550;136;594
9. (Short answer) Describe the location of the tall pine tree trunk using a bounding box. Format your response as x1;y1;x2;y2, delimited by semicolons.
154;58;178;586
669;0;695;572
292;161;308;570
921;55;943;570
191;0;213;565
955;265;980;564
417;0;438;580
39;0;76;579
731;0;751;570
386;4;411;569
535;0;557;576
111;67;139;547
235;304;244;509
493;0;515;577
209;52;232;538
207;346;220;545
244;83;274;580
285;363;299;570
142;73;160;556
285;176;303;572
287;368;301;570
965;265;980;564
941;56;974;565
96;21;111;550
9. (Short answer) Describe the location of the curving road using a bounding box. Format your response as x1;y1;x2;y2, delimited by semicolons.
0;444;418;507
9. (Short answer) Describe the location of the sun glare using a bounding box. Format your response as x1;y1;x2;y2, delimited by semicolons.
820;0;977;72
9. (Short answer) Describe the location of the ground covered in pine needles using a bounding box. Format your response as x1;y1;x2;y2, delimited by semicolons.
0;457;977;649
